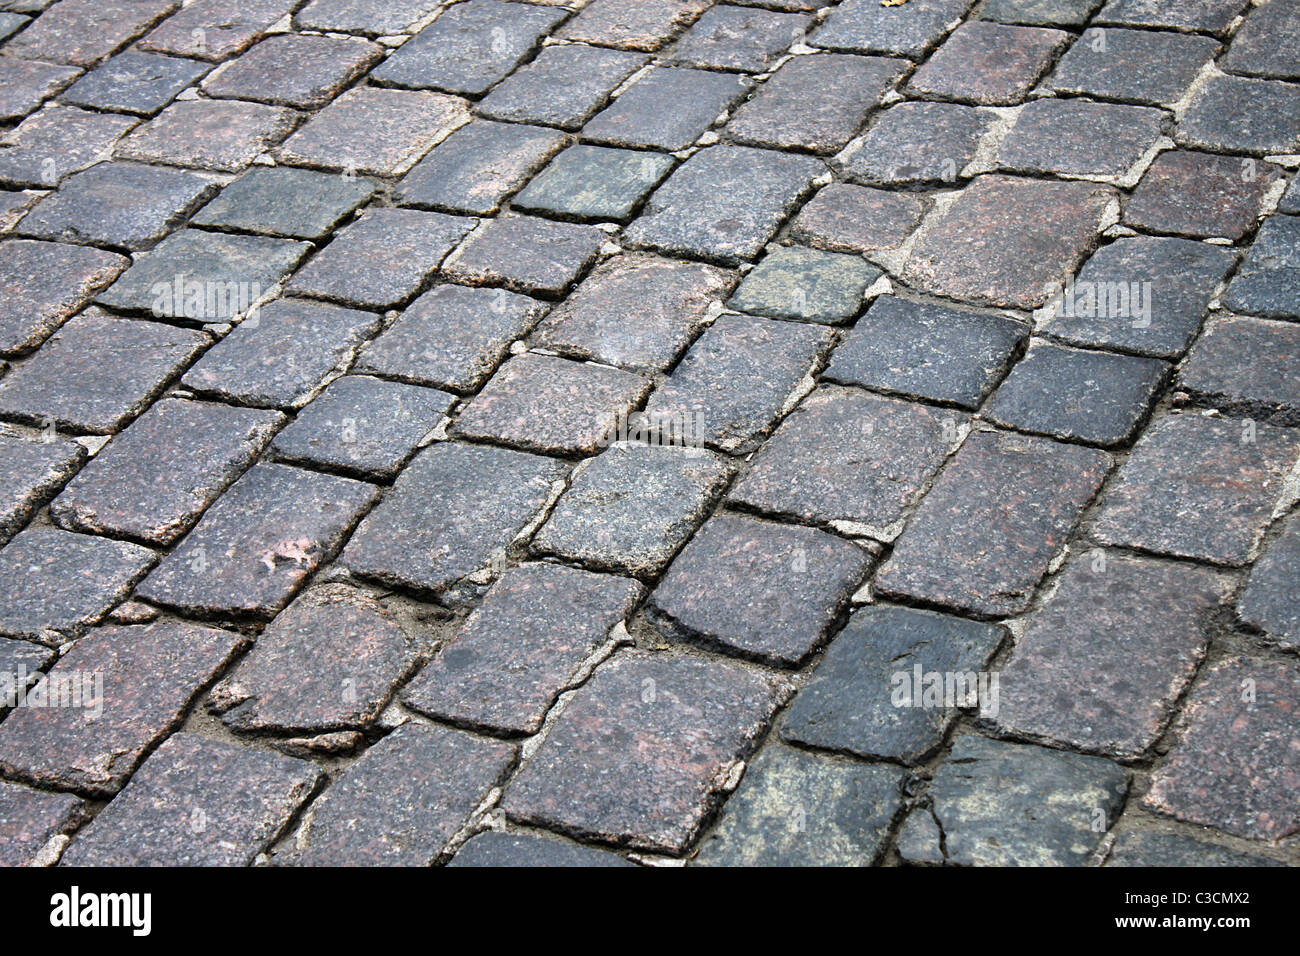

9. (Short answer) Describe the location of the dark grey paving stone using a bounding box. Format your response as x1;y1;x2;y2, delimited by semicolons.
343;441;566;595
136;462;378;619
666;4;810;71
1178;74;1300;154
1096;0;1249;35
0;12;27;43
531;442;730;577
583;66;751;151
513;145;673;223
0;430;84;544
1221;0;1300;80
1049;27;1219;105
979;0;1102;26
137;0;299;61
0;190;38;233
191;166;378;239
997;98;1167;177
813;0;969;57
1239;511;1300;651
1178;316;1300;426
296;0;442;34
825;295;1027;409
0;107;138;189
694;744;905;866
625;145;823;265
0;56;81;122
0;780;80;867
558;0;711;52
450;830;632;867
787;183;925;255
202;33;382;109
442;214;606;297
60;51;210;115
1124;150;1281;240
50;397;282;545
1105;830;1285;867
1223;214;1300;320
837;101;995;185
727;246;880;324
371;0;566;94
477;44;645;131
1279;175;1300;215
182;299;380;410
114;98;297;173
2;0;176;67
906;20;1069;104
353;284;544;394
0;238;127;356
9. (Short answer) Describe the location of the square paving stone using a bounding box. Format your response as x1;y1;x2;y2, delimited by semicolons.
641;313;832;455
1177;75;1300;154
729;386;966;534
0;526;154;640
1042;235;1236;358
343;441;566;594
287;208;474;308
1178;316;1300;426
994;553;1224;759
115;98;297;173
534;254;735;372
295;0;442;34
903;174;1115;310
394;120;566;216
0;238;127;355
648;512;872;666
182;299;380;410
984;340;1168;447
0;107;139;188
371;0;566;95
1239;511;1300;650
727;246;880;324
0;430;84;543
825;295;1027;409
208;584;415;734
0;780;80;867
626;145;823;265
60;51;210;115
97;229;310;319
788;183;925;255
403;562;645;735
837;101;995;185
559;0;711;51
876;430;1111;617
1221;0;1300;80
442;215;606;297
50;397;282;545
502;650;788;854
694;744;905;866
1105;830;1286;867
0;57;81;121
896;736;1129;866
60;732;322;864
453;353;651;457
997;99;1167;178
1223;214;1300;320
1048;27;1220;106
812;0;969;58
1144;658;1300;841
2;0;176;66
191;166;377;240
907;21;1070;104
17;161;216;249
1094;412;1300;565
0;310;206;433
276;87;469;176
532;442;731;577
583;66;752;151
1096;0;1249;35
202;33;382;109
781;605;1006;764
0;623;244;794
450;831;632;867
353;284;544;393
137;0;299;61
725;53;903;153
477;44;646;131
283;722;514;866
270;375;453;479
1124;150;1281;240
512;145;673;223
980;0;1103;25
136;462;378;619
667;5;810;72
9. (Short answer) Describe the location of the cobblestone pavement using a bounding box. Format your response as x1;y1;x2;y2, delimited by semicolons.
0;0;1297;868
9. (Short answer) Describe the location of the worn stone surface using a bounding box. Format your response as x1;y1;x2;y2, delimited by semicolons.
3;0;175;66
667;5;809;72
813;0;969;58
0;107;139;189
0;238;127;355
296;0;442;34
115;98;296;172
997;99;1166;178
513;145;674;223
838;101;993;186
1178;316;1300;426
403;562;645;735
0;779;80;866
1096;0;1249;35
60;51;210;115
981;0;1102;26
192;165;377;240
1178;75;1300;155
478;44;645;131
0;57;80;121
1239;511;1300;651
442;215;606;297
1125;150;1280;240
203;33;381;109
0;430;84;544
450;830;632;867
1222;214;1300;320
1106;830;1286;867
138;0;298;60
728;246;880;324
1221;0;1300;81
1049;27;1219;106
788;183;925;255
559;0;711;51
584;66;751;151
907;21;1069;105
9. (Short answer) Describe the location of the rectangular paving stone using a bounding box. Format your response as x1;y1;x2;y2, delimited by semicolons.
287;208;474;309
450;830;632;867
1221;0;1300;80
0;780;80;867
1239;511;1300;651
115;98;298;173
730;386;965;534
343;441;566;594
202;33;382;109
1125;150;1280;240
3;0;176;66
394;120;566;216
876;430;1111;617
478;44;645;131
727;246;880;324
442;215;606;297
403;562;645;735
1096;0;1249;35
1145;658;1300;840
812;0;967;58
559;0;711;51
0;622;244;794
371;0;566;95
1178;316;1300;426
648;512;872;666
1048;27;1220;106
191;166;378;240
0;56;81;121
295;0;443;34
625;145;823;265
694;744;905;866
534;254;735;372
980;0;1103;25
1094;412;1300;565
0;526;154;641
997;99;1167;178
1177;75;1300;154
532;442;731;577
503;651;788;854
0;107;138;189
137;462;378;619
781;605;1006;764
513;145;673;223
1042;235;1236;358
0;430;84;544
182;299;380;410
667;5;809;72
353;284;544;394
837;101;995;185
49;397;282;545
60;732;322;864
208;584;415;734
137;0;299;60
0;238;127;355
0;309;207;433
284;722;514;866
60;51;210;115
583;66;751;151
1223;213;1300;320
907;21;1070;104
641;313;832;455
1105;830;1285;868
903;174;1115;310
788;183;925;255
